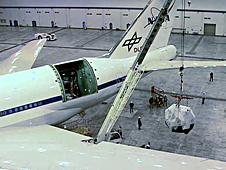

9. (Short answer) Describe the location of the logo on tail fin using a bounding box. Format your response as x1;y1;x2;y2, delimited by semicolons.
144;0;176;29
144;7;170;28
122;32;142;52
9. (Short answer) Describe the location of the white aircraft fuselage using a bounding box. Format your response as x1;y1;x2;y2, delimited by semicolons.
0;45;176;128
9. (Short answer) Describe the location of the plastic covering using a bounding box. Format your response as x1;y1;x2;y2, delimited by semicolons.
165;104;195;132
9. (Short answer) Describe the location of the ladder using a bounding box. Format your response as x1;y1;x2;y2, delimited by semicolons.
96;0;173;143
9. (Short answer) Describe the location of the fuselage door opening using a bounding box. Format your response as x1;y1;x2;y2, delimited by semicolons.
52;58;98;101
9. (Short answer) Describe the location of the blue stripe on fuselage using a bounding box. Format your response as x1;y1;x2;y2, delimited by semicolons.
0;96;62;117
97;71;149;90
98;75;127;90
0;73;147;118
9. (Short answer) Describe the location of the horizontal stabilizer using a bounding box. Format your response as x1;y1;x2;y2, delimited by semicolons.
143;60;226;71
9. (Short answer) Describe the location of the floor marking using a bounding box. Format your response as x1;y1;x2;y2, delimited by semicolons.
186;35;204;55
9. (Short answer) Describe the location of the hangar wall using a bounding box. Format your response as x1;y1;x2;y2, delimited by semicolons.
0;0;148;8
0;8;141;30
173;11;226;36
0;0;226;36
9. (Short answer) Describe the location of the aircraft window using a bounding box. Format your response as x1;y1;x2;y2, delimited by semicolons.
24;105;28;109
29;104;32;108
9;110;12;113
34;103;37;107
38;102;42;105
15;108;18;112
2;111;6;116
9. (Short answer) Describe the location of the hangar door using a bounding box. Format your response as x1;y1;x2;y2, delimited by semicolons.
204;24;216;36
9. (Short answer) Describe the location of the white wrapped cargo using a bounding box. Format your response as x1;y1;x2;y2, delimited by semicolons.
165;104;195;132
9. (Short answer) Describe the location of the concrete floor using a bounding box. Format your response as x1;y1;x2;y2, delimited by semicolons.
0;26;226;162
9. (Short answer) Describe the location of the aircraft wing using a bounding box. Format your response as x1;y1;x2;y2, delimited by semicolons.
0;125;225;169
0;39;46;75
143;60;226;71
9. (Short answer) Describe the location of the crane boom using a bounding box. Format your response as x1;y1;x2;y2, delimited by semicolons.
96;0;174;143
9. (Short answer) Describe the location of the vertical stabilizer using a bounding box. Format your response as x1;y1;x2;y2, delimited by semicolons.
109;0;179;59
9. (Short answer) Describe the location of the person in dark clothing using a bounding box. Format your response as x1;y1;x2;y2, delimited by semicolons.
156;96;160;107
138;117;142;130
149;97;154;108
151;86;155;93
118;126;123;138
164;95;168;106
210;72;213;82
51;21;54;28
129;101;134;113
202;92;206;104
179;65;184;72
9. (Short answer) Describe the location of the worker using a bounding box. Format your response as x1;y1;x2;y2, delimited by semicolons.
129;101;134;113
149;97;154;108
51;21;54;28
210;72;213;82
138;117;142;130
202;92;206;104
156;96;160;107
159;97;163;106
164;95;168;106
151;86;155;93
118;126;123;138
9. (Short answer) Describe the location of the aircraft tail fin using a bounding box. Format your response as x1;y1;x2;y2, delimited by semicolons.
109;0;179;59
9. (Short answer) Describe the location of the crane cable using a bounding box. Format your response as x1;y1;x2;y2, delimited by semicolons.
180;0;186;92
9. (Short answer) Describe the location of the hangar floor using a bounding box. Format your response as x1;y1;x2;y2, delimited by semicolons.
0;26;226;162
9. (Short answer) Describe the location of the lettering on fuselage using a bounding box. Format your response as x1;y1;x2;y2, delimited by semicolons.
144;0;177;29
144;7;170;29
134;46;142;53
